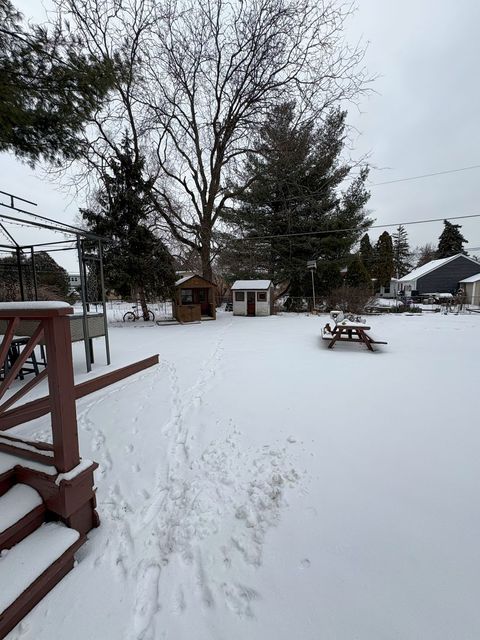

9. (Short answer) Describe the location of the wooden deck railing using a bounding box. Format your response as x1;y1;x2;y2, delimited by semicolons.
0;304;80;473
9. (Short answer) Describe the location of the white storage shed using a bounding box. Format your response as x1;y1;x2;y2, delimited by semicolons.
459;273;480;306
231;280;274;316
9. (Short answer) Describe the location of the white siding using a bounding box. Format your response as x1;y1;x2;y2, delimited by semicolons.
232;288;272;316
232;294;247;315
464;281;480;305
255;295;270;316
379;279;400;299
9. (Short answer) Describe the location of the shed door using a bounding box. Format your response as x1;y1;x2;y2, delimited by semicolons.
247;291;256;316
197;288;210;315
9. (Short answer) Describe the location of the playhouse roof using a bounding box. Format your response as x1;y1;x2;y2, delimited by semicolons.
174;274;215;287
231;280;272;290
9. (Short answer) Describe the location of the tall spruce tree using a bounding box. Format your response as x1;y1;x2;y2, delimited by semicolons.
81;138;176;318
221;103;371;296
436;220;467;258
392;225;412;277
359;233;374;277
0;0;116;165
373;231;394;288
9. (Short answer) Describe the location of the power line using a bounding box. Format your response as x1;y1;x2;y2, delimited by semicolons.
372;164;480;186
237;213;480;242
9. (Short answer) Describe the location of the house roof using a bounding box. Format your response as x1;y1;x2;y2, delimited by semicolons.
398;254;479;283
459;272;480;283
231;279;272;290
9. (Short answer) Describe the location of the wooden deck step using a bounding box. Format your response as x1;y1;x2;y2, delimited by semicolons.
0;484;45;551
0;450;57;480
0;523;84;639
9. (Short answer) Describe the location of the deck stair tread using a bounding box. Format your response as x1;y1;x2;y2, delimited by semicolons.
0;484;43;535
0;451;56;477
0;522;80;616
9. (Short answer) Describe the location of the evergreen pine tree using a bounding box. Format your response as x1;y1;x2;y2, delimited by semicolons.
81;138;176;318
392;225;412;277
0;0;116;165
373;231;394;288
359;233;374;276
221;103;371;297
436;220;467;258
345;254;371;288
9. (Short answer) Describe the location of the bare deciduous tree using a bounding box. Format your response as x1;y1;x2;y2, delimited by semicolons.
55;0;370;278
413;242;436;268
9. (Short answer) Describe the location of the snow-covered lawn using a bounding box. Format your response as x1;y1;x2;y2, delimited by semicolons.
8;311;480;639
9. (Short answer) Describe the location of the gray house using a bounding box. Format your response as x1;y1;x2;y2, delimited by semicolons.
398;254;480;296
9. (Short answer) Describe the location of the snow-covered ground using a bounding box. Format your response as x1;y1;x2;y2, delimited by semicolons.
6;311;480;640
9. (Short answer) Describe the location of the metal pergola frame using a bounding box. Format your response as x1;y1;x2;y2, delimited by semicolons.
0;190;110;371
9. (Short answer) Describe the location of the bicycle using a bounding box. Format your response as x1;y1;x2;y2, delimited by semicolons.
123;302;156;322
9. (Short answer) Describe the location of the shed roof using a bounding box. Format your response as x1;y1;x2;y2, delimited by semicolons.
231;280;272;290
459;272;480;283
398;254;478;283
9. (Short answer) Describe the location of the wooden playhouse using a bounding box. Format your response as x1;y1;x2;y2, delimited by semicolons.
173;274;217;323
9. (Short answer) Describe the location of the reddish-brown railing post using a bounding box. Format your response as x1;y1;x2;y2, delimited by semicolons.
43;313;80;473
0;303;81;473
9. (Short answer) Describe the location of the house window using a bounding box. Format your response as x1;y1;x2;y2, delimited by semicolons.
384;284;390;294
235;291;245;302
181;288;193;304
257;291;267;301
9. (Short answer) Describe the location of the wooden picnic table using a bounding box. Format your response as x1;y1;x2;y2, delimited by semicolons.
323;320;387;351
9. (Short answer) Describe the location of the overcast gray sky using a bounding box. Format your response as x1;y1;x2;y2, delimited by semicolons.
1;0;479;271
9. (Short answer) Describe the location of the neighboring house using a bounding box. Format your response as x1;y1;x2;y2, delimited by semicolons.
398;254;480;296
231;280;274;316
378;278;400;299
67;273;81;295
68;273;81;287
173;273;217;322
459;273;480;305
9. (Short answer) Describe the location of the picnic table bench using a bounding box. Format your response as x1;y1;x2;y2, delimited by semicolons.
322;311;387;352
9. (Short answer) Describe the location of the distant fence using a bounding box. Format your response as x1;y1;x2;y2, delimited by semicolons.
275;296;319;312
101;300;174;323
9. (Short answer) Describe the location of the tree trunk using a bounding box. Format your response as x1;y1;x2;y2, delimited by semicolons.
200;230;213;281
138;288;149;320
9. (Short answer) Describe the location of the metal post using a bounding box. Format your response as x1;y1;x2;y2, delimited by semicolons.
311;268;316;311
30;247;38;301
76;235;92;372
98;240;111;365
307;260;317;312
16;248;25;301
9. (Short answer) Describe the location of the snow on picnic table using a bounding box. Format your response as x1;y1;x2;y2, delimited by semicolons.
7;311;480;639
